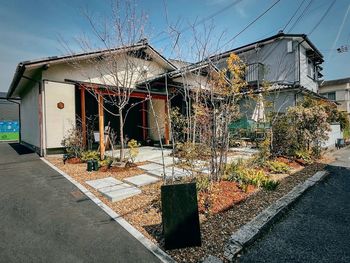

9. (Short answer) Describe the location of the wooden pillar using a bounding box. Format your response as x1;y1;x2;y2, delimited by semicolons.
142;101;147;140
80;88;87;148
98;94;105;159
164;100;170;145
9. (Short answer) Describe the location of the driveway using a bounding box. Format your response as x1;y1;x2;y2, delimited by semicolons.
238;147;350;263
0;143;161;263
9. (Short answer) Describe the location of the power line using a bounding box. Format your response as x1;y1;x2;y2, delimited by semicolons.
328;4;350;59
308;0;336;36
282;0;306;32
152;0;245;44
287;0;313;33
220;0;281;50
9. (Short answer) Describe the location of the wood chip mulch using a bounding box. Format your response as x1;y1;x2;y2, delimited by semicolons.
46;155;332;263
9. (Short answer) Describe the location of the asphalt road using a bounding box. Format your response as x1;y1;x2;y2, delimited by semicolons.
0;143;160;263
238;147;350;263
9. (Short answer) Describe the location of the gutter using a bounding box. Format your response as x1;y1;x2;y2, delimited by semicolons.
7;64;26;98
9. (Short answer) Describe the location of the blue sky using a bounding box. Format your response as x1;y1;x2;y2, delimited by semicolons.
1;0;349;92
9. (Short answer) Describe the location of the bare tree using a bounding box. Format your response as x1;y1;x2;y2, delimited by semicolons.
60;0;162;162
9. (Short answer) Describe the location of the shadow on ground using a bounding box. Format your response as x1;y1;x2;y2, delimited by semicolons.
9;142;34;155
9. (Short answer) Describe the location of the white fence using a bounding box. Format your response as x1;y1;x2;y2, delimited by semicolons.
322;124;343;148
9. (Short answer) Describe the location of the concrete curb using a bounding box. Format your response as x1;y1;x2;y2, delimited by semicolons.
40;158;176;263
223;170;328;262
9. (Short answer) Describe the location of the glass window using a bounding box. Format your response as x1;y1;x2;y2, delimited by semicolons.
307;58;314;79
321;92;336;101
327;92;336;101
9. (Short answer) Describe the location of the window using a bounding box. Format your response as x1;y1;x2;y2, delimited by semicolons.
287;41;293;53
307;58;314;79
321;92;336;101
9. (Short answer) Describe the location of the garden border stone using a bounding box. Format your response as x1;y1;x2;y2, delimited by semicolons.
222;170;328;262
41;158;175;263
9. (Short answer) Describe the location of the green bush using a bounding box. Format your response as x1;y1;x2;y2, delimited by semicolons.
267;160;290;174
99;157;113;167
81;150;100;162
261;179;279;191
294;149;313;164
224;159;279;191
196;176;211;193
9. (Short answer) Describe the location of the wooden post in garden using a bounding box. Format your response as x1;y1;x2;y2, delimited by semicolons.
80;87;87;148
98;94;105;159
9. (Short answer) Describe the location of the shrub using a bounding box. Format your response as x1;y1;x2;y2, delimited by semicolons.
196;176;211;193
294;149;313;164
61;127;84;158
224;159;279;191
271;98;331;159
267;160;290;174
99;156;113;167
261;179;279;191
81;150;100;162
128;139;140;163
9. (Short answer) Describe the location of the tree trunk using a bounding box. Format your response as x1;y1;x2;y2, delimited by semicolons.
119;108;125;161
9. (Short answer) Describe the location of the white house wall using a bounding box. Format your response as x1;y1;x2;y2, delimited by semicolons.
20;82;40;148
299;45;318;92
323;124;342;148
43;81;75;148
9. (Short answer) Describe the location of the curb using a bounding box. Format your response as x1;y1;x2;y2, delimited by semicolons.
40;158;176;263
223;170;328;262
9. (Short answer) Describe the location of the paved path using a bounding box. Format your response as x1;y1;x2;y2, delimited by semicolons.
238;147;350;263
0;143;160;263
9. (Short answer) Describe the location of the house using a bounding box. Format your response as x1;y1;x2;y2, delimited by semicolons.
6;32;334;156
6;41;179;156
319;77;350;120
210;32;327;117
0;92;20;141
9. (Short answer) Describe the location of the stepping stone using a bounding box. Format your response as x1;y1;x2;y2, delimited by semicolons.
150;156;178;166
148;167;188;179
86;177;123;190
100;183;141;202
124;174;159;187
138;163;164;171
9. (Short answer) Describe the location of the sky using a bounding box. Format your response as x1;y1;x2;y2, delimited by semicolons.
0;0;349;92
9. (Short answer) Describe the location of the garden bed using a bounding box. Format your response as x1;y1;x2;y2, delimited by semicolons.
46;154;332;263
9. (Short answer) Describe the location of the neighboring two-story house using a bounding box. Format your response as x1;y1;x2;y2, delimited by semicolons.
210;32;326;117
319;77;350;120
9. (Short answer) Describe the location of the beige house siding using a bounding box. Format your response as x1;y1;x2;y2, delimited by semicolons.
20;83;40;148
42;56;166;87
43;81;76;149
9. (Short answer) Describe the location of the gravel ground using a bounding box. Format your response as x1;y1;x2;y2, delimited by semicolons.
167;162;328;262
46;156;331;263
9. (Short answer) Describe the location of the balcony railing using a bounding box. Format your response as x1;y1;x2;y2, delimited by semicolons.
245;63;264;84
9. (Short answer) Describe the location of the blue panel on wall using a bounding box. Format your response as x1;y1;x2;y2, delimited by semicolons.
0;121;19;132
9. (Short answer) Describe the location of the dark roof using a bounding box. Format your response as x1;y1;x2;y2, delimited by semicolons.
209;32;323;61
7;41;177;98
321;77;350;86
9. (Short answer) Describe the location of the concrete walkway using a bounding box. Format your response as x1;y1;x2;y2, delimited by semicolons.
238;147;350;263
0;143;160;263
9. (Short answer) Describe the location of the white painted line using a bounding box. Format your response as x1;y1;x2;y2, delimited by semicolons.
40;158;175;263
